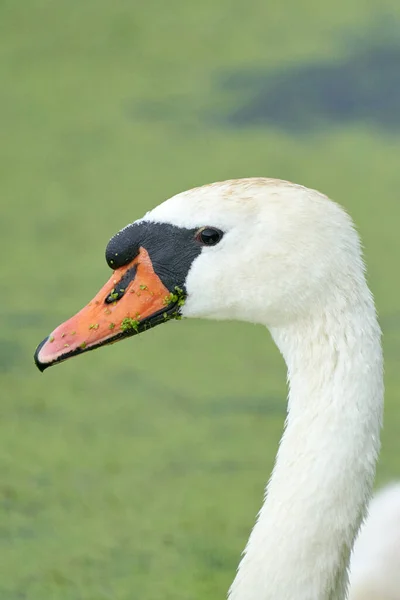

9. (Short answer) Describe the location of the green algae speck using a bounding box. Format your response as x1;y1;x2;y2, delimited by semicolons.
120;317;140;332
109;323;115;330
80;341;87;350
163;286;186;307
89;323;99;330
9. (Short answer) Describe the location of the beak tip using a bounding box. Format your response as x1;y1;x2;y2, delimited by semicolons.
34;337;50;372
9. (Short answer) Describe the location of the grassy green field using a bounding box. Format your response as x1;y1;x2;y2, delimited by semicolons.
2;1;400;598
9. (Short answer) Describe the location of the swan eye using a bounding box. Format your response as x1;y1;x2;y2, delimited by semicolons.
196;227;223;246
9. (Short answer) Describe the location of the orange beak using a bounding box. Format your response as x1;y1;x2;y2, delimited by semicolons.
34;247;184;371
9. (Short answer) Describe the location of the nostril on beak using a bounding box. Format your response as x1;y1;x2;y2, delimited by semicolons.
105;264;138;303
105;289;126;303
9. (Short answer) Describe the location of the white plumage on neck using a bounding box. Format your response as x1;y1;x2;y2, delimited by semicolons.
145;178;384;600
230;302;383;600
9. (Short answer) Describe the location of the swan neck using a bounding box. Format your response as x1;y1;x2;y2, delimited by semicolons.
229;302;383;600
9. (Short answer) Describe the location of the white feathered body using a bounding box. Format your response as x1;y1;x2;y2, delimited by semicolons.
349;483;400;599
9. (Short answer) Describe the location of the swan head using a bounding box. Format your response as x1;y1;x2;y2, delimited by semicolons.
34;178;364;370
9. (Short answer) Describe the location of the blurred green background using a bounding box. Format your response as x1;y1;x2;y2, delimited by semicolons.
1;1;400;598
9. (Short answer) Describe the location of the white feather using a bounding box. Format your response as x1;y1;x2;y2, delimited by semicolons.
142;178;384;600
348;483;400;599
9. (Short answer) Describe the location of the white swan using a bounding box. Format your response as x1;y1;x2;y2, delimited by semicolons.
35;178;384;600
348;483;400;599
